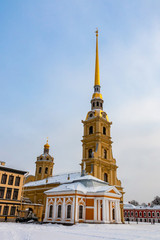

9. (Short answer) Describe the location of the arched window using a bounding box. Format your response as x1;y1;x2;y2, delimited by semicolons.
39;167;42;174
100;103;102;107
104;173;108;182
67;205;71;219
49;205;53;218
79;205;83;219
89;126;93;134
45;167;48;174
57;205;61;218
103;127;106;135
104;149;107;159
97;102;99;106
93;102;95;107
88;149;93;158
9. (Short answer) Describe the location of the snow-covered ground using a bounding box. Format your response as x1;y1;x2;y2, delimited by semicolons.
0;222;160;240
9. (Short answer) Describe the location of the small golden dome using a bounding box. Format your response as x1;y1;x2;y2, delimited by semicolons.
44;140;50;149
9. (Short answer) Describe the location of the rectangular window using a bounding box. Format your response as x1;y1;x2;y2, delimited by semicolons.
0;205;1;215
6;188;12;199
15;177;20;186
131;211;133;216
0;187;5;199
3;206;9;216
8;175;14;185
13;189;19;200
152;212;154;217
10;206;16;216
1;174;7;184
157;212;159;217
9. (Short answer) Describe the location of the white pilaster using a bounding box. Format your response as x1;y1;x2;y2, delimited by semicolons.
102;199;106;222
62;197;65;221
98;199;100;222
75;193;78;223
94;199;97;221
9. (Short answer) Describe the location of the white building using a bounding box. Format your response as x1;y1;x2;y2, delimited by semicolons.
44;175;122;224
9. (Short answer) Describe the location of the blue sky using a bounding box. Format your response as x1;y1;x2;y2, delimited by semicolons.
1;0;160;203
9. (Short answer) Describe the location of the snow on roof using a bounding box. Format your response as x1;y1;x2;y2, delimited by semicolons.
45;174;121;195
24;172;81;187
124;202;160;210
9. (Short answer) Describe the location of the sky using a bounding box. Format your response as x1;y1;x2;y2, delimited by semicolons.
0;0;160;204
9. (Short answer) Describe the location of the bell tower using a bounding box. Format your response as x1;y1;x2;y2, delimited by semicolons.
35;140;54;181
81;29;123;190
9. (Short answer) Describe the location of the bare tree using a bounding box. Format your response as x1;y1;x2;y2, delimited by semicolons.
151;196;160;206
130;200;139;206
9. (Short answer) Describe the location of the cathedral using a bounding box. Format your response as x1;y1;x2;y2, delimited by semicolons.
24;30;124;223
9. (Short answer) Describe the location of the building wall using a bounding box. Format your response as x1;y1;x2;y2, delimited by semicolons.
24;183;59;218
44;193;121;224
0;167;26;222
124;208;160;223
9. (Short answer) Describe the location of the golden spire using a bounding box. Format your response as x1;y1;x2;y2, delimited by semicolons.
95;28;100;86
44;138;50;149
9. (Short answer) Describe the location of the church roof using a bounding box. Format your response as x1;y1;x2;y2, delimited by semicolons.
24;172;81;187
45;174;121;196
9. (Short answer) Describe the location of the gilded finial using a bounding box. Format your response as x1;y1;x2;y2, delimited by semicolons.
95;28;98;37
44;138;50;149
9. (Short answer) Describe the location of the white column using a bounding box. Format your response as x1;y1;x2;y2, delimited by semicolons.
53;198;57;220
62;198;65;221
102;199;106;222
44;197;49;220
115;201;118;223
110;201;112;222
106;199;109;223
117;201;121;223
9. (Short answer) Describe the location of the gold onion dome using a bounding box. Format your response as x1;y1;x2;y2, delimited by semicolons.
44;140;50;149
